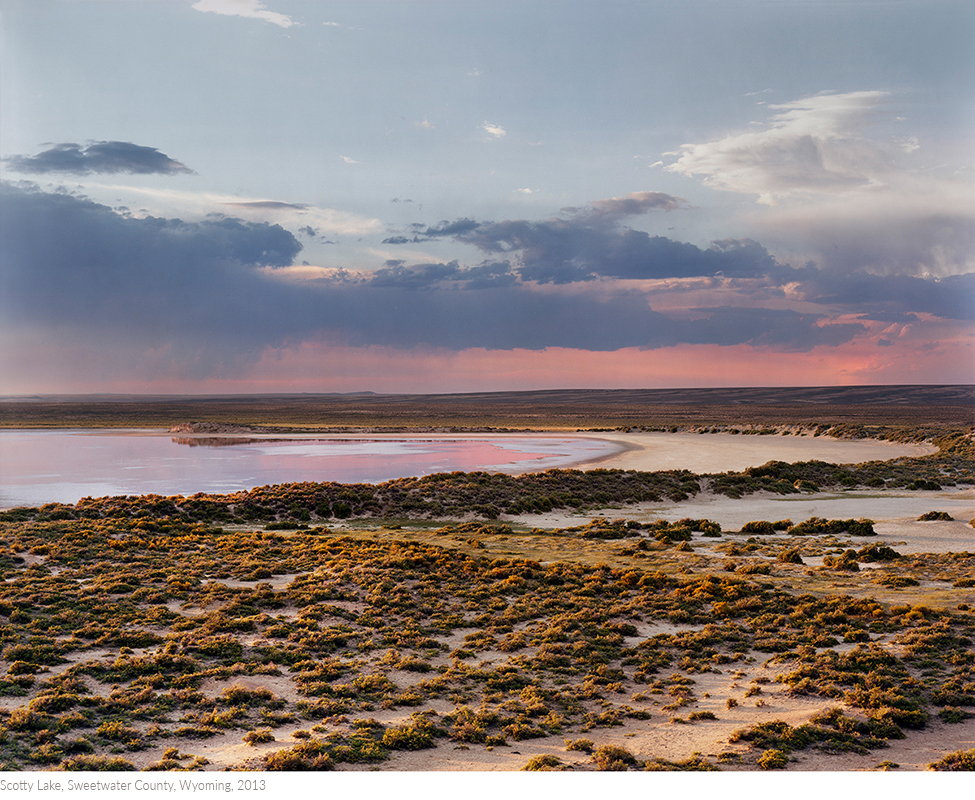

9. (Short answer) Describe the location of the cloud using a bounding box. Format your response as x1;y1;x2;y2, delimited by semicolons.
4;141;194;176
800;270;975;321
563;191;689;219
758;188;975;278
666;91;895;203
341;156;360;164
411;197;779;285
0;184;882;378
222;200;308;211
191;0;296;28
6;183;969;386
668;90;975;281
77;184;382;237
675;307;866;351
482;122;507;139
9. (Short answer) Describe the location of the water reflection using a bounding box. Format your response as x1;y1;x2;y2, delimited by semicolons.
0;430;622;508
171;437;274;447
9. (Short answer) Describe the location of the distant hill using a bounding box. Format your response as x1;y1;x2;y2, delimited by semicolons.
3;385;972;406
2;385;972;430
396;385;975;406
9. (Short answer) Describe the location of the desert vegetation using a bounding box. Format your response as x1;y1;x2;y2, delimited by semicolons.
0;400;971;771
0;495;971;770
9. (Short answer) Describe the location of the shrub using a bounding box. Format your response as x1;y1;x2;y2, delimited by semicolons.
522;754;563;771
741;521;776;535
823;551;860;571
871;705;928;730
878;575;919;587
644;754;719;771
263;740;334;771
757;748;789;770
856;545;900;562
928;749;975;771
938;707;973;724
381;720;438;751
56;755;137;771
243;729;275;745
96;721;140;741
918;511;952;521
565;738;594;752
592;744;639;771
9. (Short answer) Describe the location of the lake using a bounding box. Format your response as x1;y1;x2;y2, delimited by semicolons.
0;430;625;508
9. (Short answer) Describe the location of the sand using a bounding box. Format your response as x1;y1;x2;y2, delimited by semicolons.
564;430;937;474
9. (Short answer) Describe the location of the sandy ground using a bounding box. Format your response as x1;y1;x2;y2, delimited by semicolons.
507;486;975;556
565;430;937;474
500;430;970;555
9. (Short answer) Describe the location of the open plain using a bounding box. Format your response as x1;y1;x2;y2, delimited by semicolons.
0;387;972;773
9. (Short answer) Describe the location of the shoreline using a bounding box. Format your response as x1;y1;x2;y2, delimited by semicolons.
156;427;938;475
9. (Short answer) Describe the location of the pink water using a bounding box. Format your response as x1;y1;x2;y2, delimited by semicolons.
0;430;622;508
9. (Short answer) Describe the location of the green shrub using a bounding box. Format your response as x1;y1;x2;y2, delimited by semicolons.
938;707;973;724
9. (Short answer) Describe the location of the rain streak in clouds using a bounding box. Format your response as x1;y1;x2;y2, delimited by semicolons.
2;167;970;378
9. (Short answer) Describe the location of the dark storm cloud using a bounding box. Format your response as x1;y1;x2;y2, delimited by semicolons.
0;184;301;365
0;184;908;377
802;271;975;321
376;187;773;285
368;259;517;290
417;214;786;284
675;307;866;350
4;141;195;175
418;218;483;237
399;204;974;323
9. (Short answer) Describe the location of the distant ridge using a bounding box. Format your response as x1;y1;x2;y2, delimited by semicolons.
398;385;975;406
2;385;972;405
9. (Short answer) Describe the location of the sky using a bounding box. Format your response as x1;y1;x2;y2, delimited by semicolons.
1;0;973;395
